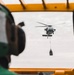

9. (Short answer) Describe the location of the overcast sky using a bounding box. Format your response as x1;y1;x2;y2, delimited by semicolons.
2;0;74;68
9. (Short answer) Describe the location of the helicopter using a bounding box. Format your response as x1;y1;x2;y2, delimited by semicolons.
36;22;56;56
36;22;56;38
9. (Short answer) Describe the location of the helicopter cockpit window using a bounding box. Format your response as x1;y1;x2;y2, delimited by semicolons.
9;12;74;68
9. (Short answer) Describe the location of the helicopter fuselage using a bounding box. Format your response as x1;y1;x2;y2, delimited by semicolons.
45;27;55;35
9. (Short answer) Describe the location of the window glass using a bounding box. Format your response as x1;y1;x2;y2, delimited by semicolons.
10;12;74;68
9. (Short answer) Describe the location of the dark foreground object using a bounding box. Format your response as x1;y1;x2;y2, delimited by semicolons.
49;49;53;56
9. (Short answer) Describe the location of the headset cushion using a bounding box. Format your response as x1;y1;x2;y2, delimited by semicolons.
17;27;26;54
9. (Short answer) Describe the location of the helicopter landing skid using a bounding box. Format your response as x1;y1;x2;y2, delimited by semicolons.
42;35;52;37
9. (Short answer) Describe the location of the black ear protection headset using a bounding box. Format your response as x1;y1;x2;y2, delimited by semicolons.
0;4;26;57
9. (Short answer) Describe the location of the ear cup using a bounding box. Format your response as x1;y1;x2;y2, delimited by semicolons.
17;26;26;54
6;19;18;55
8;26;26;55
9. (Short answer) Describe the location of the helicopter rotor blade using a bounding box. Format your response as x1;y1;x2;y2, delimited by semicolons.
73;11;74;34
37;22;49;26
36;26;47;27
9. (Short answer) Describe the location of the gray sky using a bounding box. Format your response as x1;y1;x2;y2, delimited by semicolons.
2;0;74;68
